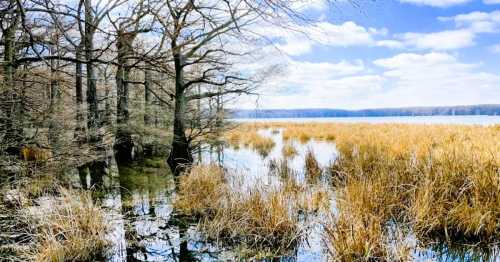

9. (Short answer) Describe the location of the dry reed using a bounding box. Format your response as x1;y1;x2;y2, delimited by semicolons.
231;122;500;259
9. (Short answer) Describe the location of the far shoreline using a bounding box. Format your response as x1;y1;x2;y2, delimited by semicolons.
229;115;500;125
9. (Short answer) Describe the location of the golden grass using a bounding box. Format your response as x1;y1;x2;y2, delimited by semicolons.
198;188;304;257
28;188;109;261
229;122;500;259
225;126;275;157
173;165;227;217
174;164;318;258
282;143;298;158
304;149;322;183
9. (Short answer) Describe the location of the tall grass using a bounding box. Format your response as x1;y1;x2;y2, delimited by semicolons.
28;188;109;261
304;149;322;183
225;126;275;157
233;122;499;260
174;164;321;258
282;142;298;158
1;170;109;262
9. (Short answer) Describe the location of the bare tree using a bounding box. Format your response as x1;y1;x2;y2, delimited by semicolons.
150;0;267;174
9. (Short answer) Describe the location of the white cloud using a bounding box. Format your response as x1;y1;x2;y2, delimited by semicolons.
483;0;500;4
391;10;500;51
235;59;386;109
399;0;472;7
399;29;475;50
236;52;500;109
439;10;500;33
291;0;328;11
369;52;500;108
489;44;500;53
255;21;384;56
376;40;405;49
310;21;380;47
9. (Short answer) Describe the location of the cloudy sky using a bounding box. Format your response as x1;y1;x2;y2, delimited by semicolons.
235;0;500;110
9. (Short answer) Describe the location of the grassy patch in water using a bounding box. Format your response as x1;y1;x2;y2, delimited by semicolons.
232;122;500;260
173;165;319;259
225;126;276;157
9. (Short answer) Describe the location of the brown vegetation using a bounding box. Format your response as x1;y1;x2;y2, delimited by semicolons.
1;173;109;262
174;164;327;258
225;126;276;157
282;142;298;158
304;149;322;183
28;188;109;261
230;122;500;260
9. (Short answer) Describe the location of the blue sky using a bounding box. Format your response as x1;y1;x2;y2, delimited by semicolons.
237;0;500;110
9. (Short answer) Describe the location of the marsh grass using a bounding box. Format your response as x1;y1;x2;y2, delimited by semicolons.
232;122;500;260
174;164;317;258
1;167;109;262
304;149;322;183
225;127;275;157
268;158;295;179
28;188;109;262
282;142;298;158
173;165;227;217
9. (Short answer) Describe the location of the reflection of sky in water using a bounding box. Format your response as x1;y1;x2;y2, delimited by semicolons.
201;128;338;261
203;129;338;190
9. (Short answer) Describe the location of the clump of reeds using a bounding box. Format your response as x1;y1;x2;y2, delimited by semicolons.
173;165;227;217
199;188;304;257
27;188;109;261
251;135;275;157
268;158;295;179
174;165;306;258
225;127;275;157
323;173;410;261
281;143;298;158
304;149;322;183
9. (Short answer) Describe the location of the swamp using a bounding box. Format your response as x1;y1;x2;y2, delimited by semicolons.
1;0;499;261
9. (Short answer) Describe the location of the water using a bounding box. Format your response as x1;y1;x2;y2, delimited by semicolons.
231;115;500;125
76;125;498;261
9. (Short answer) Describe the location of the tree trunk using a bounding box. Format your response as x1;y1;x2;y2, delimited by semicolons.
114;31;134;163
84;0;99;142
167;53;193;175
144;68;152;126
1;9;23;154
48;44;61;148
75;44;86;143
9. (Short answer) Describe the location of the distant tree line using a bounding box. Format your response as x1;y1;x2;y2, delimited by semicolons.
231;104;500;118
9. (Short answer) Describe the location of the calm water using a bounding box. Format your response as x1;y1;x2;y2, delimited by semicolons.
232;115;500;125
74;124;499;261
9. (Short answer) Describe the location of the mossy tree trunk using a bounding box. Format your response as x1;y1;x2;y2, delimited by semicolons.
1;3;23;154
167;52;193;175
84;0;100;143
114;30;137;163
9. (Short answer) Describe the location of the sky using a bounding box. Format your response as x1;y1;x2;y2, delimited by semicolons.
234;0;500;110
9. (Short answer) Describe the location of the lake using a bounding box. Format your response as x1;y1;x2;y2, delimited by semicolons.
231;115;500;125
